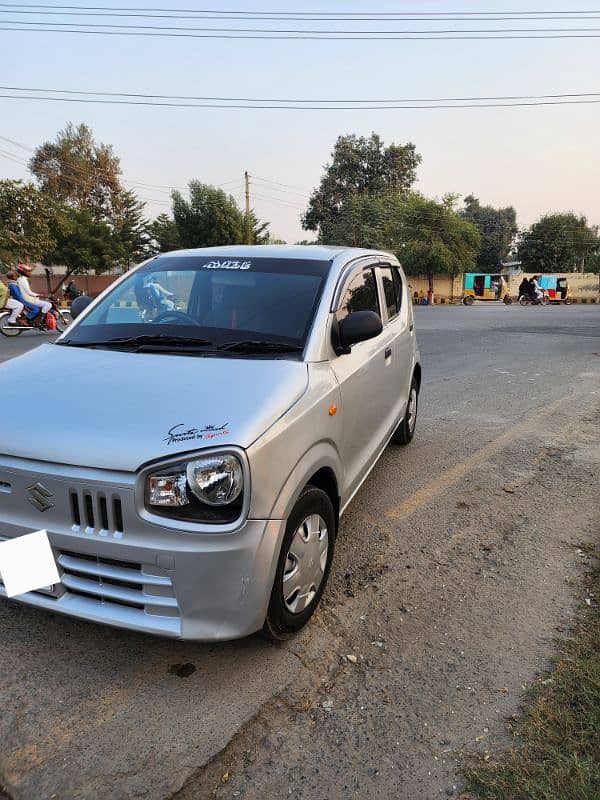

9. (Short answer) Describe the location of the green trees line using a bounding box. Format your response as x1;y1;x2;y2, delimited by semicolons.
1;124;599;284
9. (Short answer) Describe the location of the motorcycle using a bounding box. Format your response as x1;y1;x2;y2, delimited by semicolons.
519;292;549;307
0;296;71;337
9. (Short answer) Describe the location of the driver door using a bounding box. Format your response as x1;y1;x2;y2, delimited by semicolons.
330;265;393;499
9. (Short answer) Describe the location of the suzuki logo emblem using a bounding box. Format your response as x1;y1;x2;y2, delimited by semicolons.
26;482;55;513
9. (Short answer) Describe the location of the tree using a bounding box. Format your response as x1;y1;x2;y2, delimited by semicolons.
396;194;481;296
29;122;125;224
172;181;245;247
303;133;421;236
318;192;391;250
44;208;123;280
0;180;56;268
149;213;181;253
518;213;599;273
460;195;517;272
114;190;151;267
242;210;270;245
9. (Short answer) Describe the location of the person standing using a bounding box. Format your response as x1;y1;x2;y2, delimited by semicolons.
16;264;52;316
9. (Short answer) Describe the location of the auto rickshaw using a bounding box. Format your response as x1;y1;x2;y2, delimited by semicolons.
463;273;512;305
538;275;571;304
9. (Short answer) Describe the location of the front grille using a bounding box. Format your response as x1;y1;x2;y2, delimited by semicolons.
70;492;124;536
57;550;179;618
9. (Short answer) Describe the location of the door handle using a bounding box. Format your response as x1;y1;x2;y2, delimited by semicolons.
409;323;414;332
384;347;392;359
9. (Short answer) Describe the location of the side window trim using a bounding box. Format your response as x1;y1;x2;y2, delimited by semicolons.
330;257;380;312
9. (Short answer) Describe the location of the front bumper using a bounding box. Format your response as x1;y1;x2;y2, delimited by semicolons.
0;456;286;640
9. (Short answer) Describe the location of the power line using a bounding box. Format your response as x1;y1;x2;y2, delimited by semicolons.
3;91;600;110
5;24;600;40
3;7;600;21
4;85;600;105
5;19;600;34
1;4;600;16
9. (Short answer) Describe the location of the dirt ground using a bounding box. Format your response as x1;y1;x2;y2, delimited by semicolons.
1;306;599;800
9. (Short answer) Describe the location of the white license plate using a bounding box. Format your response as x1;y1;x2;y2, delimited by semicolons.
0;531;61;598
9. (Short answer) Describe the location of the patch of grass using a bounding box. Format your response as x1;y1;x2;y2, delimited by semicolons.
464;564;600;800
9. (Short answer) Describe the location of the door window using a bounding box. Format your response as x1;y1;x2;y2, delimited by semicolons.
380;266;403;320
336;268;380;323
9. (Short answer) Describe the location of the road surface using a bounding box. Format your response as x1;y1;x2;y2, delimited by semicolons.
1;304;599;800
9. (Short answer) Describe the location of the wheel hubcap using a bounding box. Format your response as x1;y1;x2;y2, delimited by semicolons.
407;387;418;433
283;514;329;614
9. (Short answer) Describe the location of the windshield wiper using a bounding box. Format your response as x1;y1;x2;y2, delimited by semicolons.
218;340;303;354
58;334;214;350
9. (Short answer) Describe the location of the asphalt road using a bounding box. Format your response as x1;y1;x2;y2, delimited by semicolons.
1;304;599;800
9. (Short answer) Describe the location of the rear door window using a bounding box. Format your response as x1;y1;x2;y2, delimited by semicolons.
379;266;403;320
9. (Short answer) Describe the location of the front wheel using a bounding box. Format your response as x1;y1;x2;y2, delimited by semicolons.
263;486;335;641
519;295;529;306
540;296;550;306
463;295;474;306
503;295;513;305
0;312;23;337
391;377;419;446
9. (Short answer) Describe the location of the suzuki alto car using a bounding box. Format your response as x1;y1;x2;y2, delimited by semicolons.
0;246;420;641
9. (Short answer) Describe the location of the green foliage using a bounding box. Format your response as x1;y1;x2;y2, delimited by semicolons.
172;181;245;248
460;195;518;272
317;189;479;284
242;210;270;245
398;194;481;281
518;213;600;273
0;179;56;268
318;192;390;250
303;133;420;235
114;189;152;266
149;213;181;253
44;208;123;275
29;123;125;225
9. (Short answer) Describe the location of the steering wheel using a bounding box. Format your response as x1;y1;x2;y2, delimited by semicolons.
151;310;199;325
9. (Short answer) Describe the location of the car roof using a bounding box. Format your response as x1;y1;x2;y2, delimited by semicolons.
158;244;394;266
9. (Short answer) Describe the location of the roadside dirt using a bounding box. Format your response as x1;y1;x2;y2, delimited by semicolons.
173;392;600;800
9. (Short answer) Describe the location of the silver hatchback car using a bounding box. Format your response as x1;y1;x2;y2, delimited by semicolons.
0;246;420;641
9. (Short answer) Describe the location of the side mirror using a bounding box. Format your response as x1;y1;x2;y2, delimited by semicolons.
337;310;383;355
70;295;93;320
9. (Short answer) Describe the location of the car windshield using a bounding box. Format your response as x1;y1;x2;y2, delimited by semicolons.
62;255;331;355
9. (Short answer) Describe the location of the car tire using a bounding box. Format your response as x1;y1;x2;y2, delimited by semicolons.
463;296;474;306
263;486;335;641
391;377;419;446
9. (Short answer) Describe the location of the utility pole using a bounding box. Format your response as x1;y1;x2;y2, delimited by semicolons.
244;171;252;244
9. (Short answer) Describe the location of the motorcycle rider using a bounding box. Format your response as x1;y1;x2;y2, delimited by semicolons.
16;264;52;317
64;279;81;302
5;271;40;324
518;276;531;299
531;275;544;302
0;275;25;324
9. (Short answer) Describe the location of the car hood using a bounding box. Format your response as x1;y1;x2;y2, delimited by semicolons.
0;344;309;472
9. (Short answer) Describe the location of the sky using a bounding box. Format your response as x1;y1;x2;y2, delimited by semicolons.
0;1;599;243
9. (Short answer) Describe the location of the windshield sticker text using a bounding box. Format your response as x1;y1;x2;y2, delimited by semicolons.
164;423;229;446
201;260;251;271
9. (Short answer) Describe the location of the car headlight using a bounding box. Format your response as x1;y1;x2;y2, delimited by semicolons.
144;452;245;525
186;455;243;506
